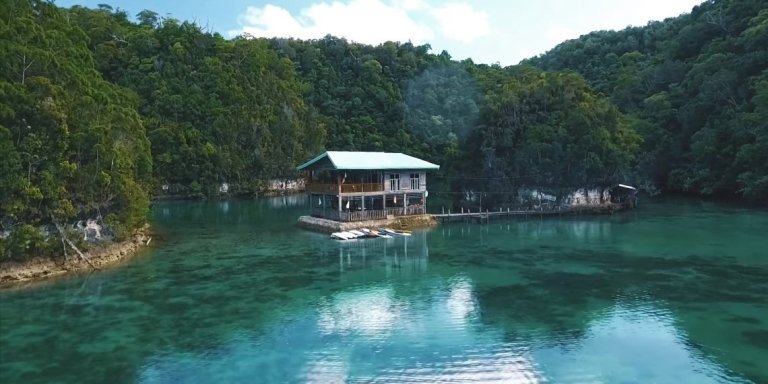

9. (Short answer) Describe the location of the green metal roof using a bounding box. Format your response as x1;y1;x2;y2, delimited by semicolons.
297;151;440;171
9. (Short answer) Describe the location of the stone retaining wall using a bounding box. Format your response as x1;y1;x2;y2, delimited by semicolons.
297;214;437;233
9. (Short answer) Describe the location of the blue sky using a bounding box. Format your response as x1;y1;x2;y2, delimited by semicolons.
55;0;704;65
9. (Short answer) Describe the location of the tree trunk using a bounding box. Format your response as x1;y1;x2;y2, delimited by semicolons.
51;215;98;270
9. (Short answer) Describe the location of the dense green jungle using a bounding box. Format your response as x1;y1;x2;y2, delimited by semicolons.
1;0;766;259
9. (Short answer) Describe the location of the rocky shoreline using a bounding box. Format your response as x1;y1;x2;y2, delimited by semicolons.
0;226;152;288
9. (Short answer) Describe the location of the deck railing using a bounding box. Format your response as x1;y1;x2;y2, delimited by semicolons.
382;206;424;216
342;210;388;222
306;183;338;194
403;205;426;216
341;183;384;193
306;183;385;194
383;207;402;217
310;206;426;222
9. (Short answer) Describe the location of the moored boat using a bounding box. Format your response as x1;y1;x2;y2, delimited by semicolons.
380;228;412;236
364;228;393;238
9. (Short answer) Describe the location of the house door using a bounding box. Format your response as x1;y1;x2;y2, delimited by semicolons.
389;173;400;191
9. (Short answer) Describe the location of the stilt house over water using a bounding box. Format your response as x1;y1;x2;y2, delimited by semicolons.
297;151;440;222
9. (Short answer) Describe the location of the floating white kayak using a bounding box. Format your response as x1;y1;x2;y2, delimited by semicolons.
330;231;357;240
348;230;366;237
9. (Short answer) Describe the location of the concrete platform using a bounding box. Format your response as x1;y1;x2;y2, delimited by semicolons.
297;214;437;234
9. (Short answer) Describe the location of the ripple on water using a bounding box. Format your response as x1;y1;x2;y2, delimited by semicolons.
1;199;767;384
370;345;545;383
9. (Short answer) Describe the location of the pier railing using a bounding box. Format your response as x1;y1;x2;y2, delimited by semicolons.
431;203;623;222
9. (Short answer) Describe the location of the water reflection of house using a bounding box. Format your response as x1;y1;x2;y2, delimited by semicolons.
266;194;305;208
297;151;439;222
325;231;430;276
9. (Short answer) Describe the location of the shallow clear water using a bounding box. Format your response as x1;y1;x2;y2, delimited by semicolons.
1;196;767;383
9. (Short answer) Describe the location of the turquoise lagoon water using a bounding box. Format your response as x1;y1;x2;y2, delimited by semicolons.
1;196;767;383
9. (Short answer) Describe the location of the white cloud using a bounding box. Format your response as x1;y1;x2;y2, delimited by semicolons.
395;0;426;11
230;0;434;45
228;0;702;65
236;5;307;38
431;3;490;43
230;0;493;46
304;0;433;44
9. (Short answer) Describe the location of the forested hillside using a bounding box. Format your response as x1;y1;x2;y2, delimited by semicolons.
1;1;152;259
1;0;764;260
67;6;326;197
525;0;768;198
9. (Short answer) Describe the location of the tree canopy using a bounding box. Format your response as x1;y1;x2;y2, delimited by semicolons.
525;0;768;198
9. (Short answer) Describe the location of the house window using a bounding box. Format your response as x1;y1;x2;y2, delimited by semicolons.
389;173;400;190
410;173;420;190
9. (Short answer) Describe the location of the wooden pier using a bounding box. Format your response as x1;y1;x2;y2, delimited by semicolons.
431;204;624;223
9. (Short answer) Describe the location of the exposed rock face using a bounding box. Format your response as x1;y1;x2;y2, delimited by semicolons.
0;226;151;287
261;178;306;196
77;219;106;242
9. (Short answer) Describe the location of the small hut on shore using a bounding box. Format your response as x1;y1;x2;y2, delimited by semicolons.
297;151;439;222
610;184;638;208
